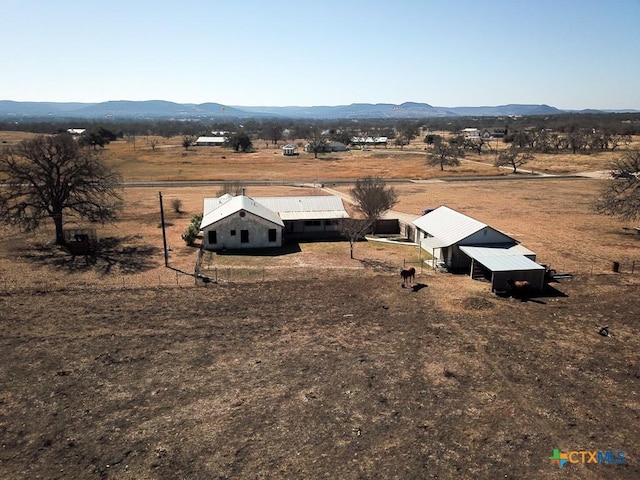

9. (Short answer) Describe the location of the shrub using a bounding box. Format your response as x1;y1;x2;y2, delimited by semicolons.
182;213;203;245
171;198;183;213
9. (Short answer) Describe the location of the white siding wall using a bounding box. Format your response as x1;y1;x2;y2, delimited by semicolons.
201;211;282;250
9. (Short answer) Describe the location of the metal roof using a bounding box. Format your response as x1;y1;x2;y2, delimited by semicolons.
196;136;226;143
412;206;490;247
203;194;233;215
200;195;284;230
460;246;544;272
201;195;348;228
255;196;349;221
459;244;537;258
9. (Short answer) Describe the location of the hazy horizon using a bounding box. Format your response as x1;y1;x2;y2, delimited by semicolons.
2;0;639;110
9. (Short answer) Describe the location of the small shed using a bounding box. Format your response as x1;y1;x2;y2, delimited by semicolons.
282;144;298;156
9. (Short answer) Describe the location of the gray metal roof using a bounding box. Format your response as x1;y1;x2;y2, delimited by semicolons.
412;206;489;246
196;136;225;143
255;196;349;221
460;246;544;272
200;195;284;229
201;195;348;228
459;245;537;258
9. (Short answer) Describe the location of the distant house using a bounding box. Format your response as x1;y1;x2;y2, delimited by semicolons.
282;144;298;156
195;136;226;146
67;128;86;136
412;206;544;291
199;193;349;250
303;141;349;154
326;141;349;152
481;128;507;139
461;128;480;139
351;136;388;147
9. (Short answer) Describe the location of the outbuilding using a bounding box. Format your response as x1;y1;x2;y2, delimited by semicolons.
195;136;226;146
282;144;298;156
412;206;545;291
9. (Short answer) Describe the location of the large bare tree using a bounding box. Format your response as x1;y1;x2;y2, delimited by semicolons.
595;149;640;221
306;128;328;159
494;147;535;174
0;134;122;245
426;141;464;171
350;176;398;222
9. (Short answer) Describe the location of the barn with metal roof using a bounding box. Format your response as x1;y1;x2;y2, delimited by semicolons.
412;206;545;291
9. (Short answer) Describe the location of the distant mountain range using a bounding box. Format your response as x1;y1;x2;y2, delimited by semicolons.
0;100;636;120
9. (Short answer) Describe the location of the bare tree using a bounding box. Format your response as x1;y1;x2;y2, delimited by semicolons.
170;198;183;213
351;176;398;222
149;138;159;151
338;218;374;259
306;128;328;159
595;149;640;221
262;122;283;146
182;135;194;151
426;142;464;171
494;147;535;174
0;134;122;246
216;181;244;196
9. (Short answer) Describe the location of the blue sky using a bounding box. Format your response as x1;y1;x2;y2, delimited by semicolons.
2;0;639;109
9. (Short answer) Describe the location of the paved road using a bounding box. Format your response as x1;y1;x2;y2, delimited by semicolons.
120;171;593;189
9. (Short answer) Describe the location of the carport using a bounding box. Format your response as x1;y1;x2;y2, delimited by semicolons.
460;246;546;291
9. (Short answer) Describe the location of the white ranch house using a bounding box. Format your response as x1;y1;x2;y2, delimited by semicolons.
199;193;349;250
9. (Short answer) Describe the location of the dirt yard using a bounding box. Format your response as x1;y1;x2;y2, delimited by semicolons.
1;132;639;478
1;273;638;479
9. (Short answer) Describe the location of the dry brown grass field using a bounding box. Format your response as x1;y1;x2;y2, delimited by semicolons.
1;131;639;479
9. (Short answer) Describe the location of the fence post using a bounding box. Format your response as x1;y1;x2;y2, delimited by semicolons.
632;261;636;274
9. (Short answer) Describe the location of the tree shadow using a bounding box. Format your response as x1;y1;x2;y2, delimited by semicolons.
23;236;162;275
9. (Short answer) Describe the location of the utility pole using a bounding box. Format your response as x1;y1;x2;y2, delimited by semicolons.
159;191;169;267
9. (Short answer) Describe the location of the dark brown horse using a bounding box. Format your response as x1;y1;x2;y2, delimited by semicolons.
400;267;416;286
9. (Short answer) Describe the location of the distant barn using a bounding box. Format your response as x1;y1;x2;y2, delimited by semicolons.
195;136;226;147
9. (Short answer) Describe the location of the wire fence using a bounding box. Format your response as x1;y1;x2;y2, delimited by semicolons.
1;256;638;296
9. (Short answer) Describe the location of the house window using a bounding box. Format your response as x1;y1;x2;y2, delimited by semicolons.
208;230;217;244
230;230;236;236
304;220;322;226
241;230;249;243
268;229;277;242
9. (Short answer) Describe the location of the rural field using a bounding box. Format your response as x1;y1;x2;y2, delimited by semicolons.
1;132;639;479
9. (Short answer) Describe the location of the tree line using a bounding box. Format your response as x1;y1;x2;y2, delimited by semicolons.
3;112;639;144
